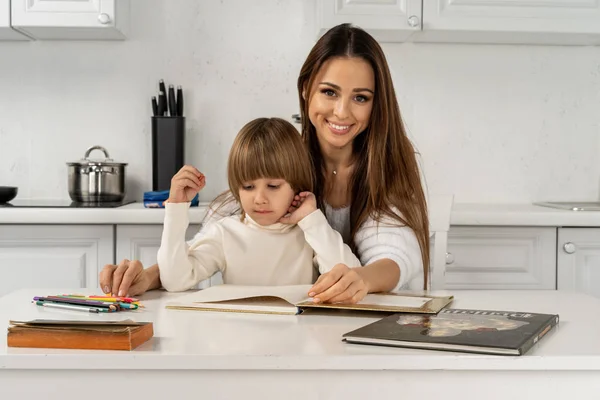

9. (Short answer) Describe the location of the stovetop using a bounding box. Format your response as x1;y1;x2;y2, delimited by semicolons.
534;201;600;211
0;199;136;208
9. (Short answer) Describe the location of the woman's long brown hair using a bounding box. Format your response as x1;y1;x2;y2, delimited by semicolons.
297;23;430;289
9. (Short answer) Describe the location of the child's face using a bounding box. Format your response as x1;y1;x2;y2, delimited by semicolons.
238;178;295;226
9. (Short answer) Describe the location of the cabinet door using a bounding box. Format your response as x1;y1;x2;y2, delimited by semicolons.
317;0;422;42
11;0;129;40
0;225;113;296
557;228;600;298
419;0;600;45
115;225;220;289
0;0;29;40
444;226;556;289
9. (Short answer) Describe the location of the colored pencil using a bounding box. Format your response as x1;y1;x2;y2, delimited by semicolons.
34;301;107;313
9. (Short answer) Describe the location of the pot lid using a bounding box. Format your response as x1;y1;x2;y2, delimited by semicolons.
67;146;128;167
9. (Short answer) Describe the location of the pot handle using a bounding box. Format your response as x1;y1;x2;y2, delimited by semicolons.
84;145;112;161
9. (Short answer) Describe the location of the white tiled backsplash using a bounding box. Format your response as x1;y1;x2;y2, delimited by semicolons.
0;0;599;204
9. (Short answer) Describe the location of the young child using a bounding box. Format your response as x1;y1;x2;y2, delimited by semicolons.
157;117;361;292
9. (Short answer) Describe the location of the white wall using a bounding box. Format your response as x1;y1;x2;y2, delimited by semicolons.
0;0;599;204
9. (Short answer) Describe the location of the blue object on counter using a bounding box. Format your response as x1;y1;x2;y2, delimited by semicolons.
143;190;199;208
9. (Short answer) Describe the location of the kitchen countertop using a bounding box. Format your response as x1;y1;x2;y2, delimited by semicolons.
1;201;600;227
0;202;210;224
1;288;599;400
450;203;600;227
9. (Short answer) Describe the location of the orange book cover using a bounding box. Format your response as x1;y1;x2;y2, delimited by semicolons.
7;319;154;351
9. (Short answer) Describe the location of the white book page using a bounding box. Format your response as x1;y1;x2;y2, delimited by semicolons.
358;294;431;308
195;298;301;314
168;284;313;307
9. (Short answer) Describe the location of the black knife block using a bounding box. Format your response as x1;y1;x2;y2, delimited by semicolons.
152;116;185;192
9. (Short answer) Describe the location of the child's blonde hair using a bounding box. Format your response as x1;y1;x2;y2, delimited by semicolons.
207;117;314;219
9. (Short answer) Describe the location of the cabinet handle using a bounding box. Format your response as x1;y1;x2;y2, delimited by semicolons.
445;252;454;265
98;13;112;25
563;242;576;254
407;15;420;28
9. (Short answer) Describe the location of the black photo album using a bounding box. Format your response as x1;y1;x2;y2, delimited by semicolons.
343;308;559;356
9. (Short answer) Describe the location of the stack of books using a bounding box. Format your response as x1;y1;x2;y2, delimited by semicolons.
7;320;154;351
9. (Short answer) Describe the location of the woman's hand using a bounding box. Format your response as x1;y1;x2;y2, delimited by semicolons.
168;165;206;203
99;259;153;297
308;263;369;304
279;191;317;224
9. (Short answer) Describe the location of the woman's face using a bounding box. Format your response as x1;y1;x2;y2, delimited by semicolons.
307;57;375;152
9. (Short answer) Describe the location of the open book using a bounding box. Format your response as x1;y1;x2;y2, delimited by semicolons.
165;284;453;315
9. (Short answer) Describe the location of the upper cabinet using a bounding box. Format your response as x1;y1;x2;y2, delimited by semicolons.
419;0;600;45
0;0;30;40
11;0;130;40
318;0;600;45
317;0;422;42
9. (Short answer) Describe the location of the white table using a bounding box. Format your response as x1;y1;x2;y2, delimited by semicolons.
1;289;599;400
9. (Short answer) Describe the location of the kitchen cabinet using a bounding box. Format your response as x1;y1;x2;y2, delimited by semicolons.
0;0;29;40
443;226;556;290
10;0;129;40
557;228;600;298
115;225;221;289
0;225;113;297
318;0;600;45
317;0;422;42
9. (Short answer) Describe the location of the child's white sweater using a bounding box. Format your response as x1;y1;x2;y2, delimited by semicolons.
157;202;361;292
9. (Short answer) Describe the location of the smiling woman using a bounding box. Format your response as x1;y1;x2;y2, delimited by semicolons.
296;23;430;299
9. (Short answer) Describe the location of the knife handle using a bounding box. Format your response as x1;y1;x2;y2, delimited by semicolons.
157;91;166;116
151;96;158;117
158;79;166;97
176;85;183;117
168;85;177;117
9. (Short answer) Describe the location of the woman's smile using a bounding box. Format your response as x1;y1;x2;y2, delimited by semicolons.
327;120;353;135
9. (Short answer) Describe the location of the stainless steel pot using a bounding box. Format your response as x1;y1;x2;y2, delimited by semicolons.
67;146;127;203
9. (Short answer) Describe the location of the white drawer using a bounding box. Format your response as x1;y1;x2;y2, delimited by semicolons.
444;226;556;290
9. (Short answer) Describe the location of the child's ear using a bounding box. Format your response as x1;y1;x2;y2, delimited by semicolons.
302;84;307;100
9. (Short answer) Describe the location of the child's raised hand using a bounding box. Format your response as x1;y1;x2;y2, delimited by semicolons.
279;191;317;224
167;165;206;203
